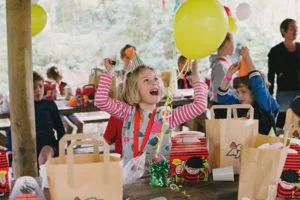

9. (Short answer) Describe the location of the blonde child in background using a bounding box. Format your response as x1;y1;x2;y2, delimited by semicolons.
46;66;72;99
46;65;83;134
103;44;138;156
96;58;208;166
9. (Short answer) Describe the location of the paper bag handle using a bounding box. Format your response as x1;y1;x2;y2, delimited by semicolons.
82;84;95;90
283;124;294;147
90;68;104;75
210;104;254;120
59;134;99;158
66;139;110;188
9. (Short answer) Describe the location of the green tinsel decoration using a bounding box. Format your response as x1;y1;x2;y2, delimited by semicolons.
149;160;170;187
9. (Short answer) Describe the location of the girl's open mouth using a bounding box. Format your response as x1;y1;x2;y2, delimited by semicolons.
150;89;159;96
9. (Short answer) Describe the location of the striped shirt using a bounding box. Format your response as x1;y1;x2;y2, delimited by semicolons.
95;74;208;128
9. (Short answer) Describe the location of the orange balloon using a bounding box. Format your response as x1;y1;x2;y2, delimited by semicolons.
125;47;135;59
239;57;249;76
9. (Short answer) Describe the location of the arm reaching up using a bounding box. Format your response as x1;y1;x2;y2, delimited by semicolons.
219;62;239;91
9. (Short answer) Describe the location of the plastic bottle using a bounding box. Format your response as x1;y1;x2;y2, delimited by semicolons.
75;88;82;107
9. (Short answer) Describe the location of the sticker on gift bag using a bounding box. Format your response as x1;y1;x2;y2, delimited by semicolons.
0;149;10;197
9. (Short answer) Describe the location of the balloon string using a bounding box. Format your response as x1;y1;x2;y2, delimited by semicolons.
155;59;190;158
177;59;190;80
155;85;173;157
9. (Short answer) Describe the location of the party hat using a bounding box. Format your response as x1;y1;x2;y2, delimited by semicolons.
125;47;135;59
132;52;144;67
239;56;249;76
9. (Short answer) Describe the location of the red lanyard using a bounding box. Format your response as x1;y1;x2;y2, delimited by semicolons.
183;75;188;89
133;108;157;158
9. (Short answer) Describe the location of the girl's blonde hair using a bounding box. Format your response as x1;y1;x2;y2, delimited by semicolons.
121;65;162;106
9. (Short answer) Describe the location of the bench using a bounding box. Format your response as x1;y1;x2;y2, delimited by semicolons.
0;119;10;132
75;111;110;124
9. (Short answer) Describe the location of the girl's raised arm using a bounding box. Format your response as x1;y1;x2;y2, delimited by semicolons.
95;60;132;120
168;75;208;128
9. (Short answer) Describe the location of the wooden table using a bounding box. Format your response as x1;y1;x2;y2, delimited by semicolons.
0;94;194;119
38;176;239;200
56;96;193;116
0;96;194;133
123;176;238;200
0;112;9;120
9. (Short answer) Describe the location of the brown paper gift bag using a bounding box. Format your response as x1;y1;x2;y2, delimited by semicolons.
284;108;300;137
46;134;123;200
238;125;292;200
205;104;259;174
161;71;171;87
88;68;105;87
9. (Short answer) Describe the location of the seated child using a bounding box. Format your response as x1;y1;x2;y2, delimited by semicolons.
177;55;197;89
46;65;71;98
103;116;123;155
47;65;83;134
7;71;65;165
96;58;208;166
103;44;138;155
217;47;279;135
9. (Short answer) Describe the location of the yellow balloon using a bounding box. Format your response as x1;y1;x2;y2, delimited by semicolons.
228;16;238;32
174;0;228;59
31;4;47;37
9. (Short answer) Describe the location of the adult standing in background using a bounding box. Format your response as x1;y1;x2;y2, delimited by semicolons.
268;18;300;128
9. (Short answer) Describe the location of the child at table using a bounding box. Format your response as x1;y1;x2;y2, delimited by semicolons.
177;55;199;90
47;65;83;134
6;71;65;165
217;47;279;135
96;58;208;166
103;44;139;155
46;65;72;98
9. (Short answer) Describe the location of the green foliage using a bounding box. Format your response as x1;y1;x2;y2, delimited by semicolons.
0;0;299;92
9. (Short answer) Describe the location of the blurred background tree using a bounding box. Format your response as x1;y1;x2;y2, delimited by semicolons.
0;0;299;93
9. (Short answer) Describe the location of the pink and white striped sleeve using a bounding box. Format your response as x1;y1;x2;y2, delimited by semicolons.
168;81;208;128
95;73;132;120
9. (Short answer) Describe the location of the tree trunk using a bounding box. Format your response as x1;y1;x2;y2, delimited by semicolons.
6;0;37;178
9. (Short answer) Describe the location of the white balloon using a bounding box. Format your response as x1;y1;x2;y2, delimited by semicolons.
31;0;39;4
236;3;251;21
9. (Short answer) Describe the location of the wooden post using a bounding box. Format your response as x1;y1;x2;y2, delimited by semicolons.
6;0;37;177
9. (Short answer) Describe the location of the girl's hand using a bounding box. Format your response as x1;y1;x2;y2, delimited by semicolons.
104;58;115;75
226;62;240;77
186;72;200;84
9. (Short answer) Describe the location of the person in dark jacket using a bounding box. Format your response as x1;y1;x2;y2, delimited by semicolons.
7;71;65;166
268;18;300;128
218;47;279;135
